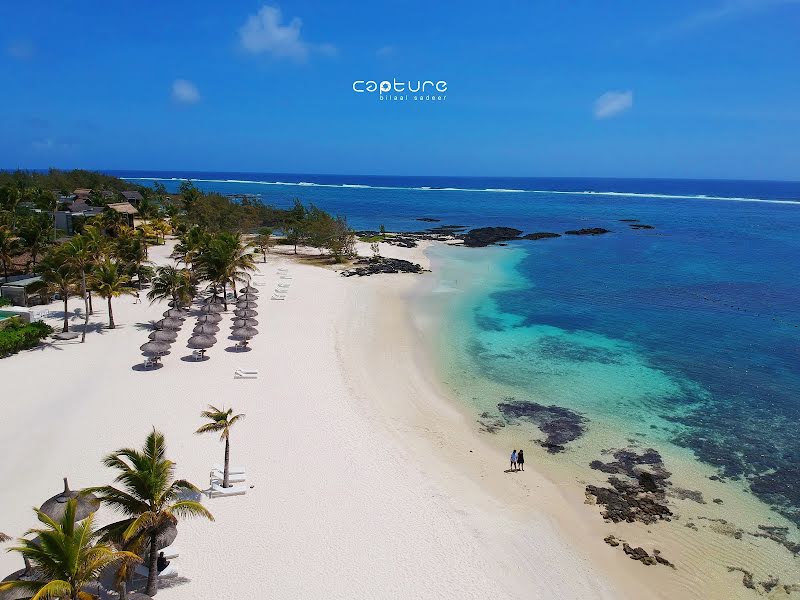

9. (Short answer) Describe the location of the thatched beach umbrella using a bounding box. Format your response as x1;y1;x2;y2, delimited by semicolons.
148;330;178;343
162;308;187;319
193;323;219;335
233;308;258;318
140;519;178;561
200;303;224;314
239;286;259;294
0;532;11;543
230;326;258;340
197;313;223;324
232;318;258;328
39;478;99;522
155;317;183;330
140;341;171;356
235;300;258;310
188;334;216;350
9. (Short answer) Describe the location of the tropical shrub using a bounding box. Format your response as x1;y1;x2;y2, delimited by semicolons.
0;320;53;357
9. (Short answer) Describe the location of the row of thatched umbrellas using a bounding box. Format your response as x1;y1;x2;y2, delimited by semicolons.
231;286;260;349
138;284;260;365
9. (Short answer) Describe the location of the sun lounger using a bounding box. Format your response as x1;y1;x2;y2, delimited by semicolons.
210;471;246;484
208;482;248;497
135;563;178;578
280;275;293;280
192;350;203;361
234;368;258;379
212;464;246;475
210;467;246;481
159;545;180;560
271;295;286;300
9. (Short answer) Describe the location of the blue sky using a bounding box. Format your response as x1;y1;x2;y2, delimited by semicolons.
1;1;798;179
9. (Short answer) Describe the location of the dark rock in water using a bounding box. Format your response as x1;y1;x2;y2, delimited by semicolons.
522;232;561;241
586;448;674;524
713;498;724;504
653;552;676;569
671;487;706;504
497;400;586;452
341;257;426;277
619;219;640;222
604;534;620;547
629;224;655;230
564;227;611;236
622;543;656;566
416;217;441;222
727;567;756;590
750;525;800;555
462;227;523;247
761;577;779;593
477;412;505;434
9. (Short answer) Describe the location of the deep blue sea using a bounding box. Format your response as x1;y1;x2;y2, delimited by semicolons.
113;171;800;529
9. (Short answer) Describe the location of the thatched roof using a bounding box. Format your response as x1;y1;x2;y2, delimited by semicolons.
105;202;138;215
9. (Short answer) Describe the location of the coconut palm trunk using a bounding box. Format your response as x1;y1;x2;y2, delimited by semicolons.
80;271;89;343
146;531;159;596
107;296;115;328
223;436;230;488
62;296;69;332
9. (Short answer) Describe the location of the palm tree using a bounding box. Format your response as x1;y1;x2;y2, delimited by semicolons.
19;212;53;268
197;233;256;308
0;184;23;230
92;430;214;597
150;219;171;245
90;259;135;329
196;406;245;488
0;499;138;600
172;225;207;273
33;249;78;332
147;265;195;308
81;225;108;315
0;225;22;282
253;228;273;262
116;232;151;288
62;236;94;342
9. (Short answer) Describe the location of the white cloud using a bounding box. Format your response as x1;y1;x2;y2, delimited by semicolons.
593;91;633;119
376;45;395;58
172;79;200;104
238;5;334;61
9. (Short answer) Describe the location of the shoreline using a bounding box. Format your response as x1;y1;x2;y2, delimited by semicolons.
369;240;799;599
1;237;796;598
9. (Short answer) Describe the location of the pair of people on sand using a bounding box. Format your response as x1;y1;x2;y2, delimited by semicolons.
510;449;524;471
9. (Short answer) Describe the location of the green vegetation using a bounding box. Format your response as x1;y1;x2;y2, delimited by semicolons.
0;499;138;600
0;319;53;357
0;168;147;197
92;430;214;597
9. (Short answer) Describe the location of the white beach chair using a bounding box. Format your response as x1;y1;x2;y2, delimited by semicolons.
271;295;286;301
192;350;203;361
159;545;180;560
234;368;258;379
210;472;246;484
212;464;246;475
208;482;248;497
280;275;293;280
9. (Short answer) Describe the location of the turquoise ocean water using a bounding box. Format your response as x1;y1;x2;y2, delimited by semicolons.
115;172;800;537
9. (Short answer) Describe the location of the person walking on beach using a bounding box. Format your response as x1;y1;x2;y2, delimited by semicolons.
517;449;525;471
510;449;518;471
133;291;141;304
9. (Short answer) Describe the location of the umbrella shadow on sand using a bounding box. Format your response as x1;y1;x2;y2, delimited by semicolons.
131;362;165;372
179;354;211;362
224;345;252;353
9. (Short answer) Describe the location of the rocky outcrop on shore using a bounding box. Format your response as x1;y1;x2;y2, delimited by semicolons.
341;256;427;277
586;447;674;524
462;227;523;247
564;227;611;236
496;400;586;452
522;232;562;240
603;535;676;569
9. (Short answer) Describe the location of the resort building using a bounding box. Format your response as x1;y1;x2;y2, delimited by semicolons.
104;201;138;227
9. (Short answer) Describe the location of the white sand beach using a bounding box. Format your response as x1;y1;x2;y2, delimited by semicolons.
1;238;661;599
